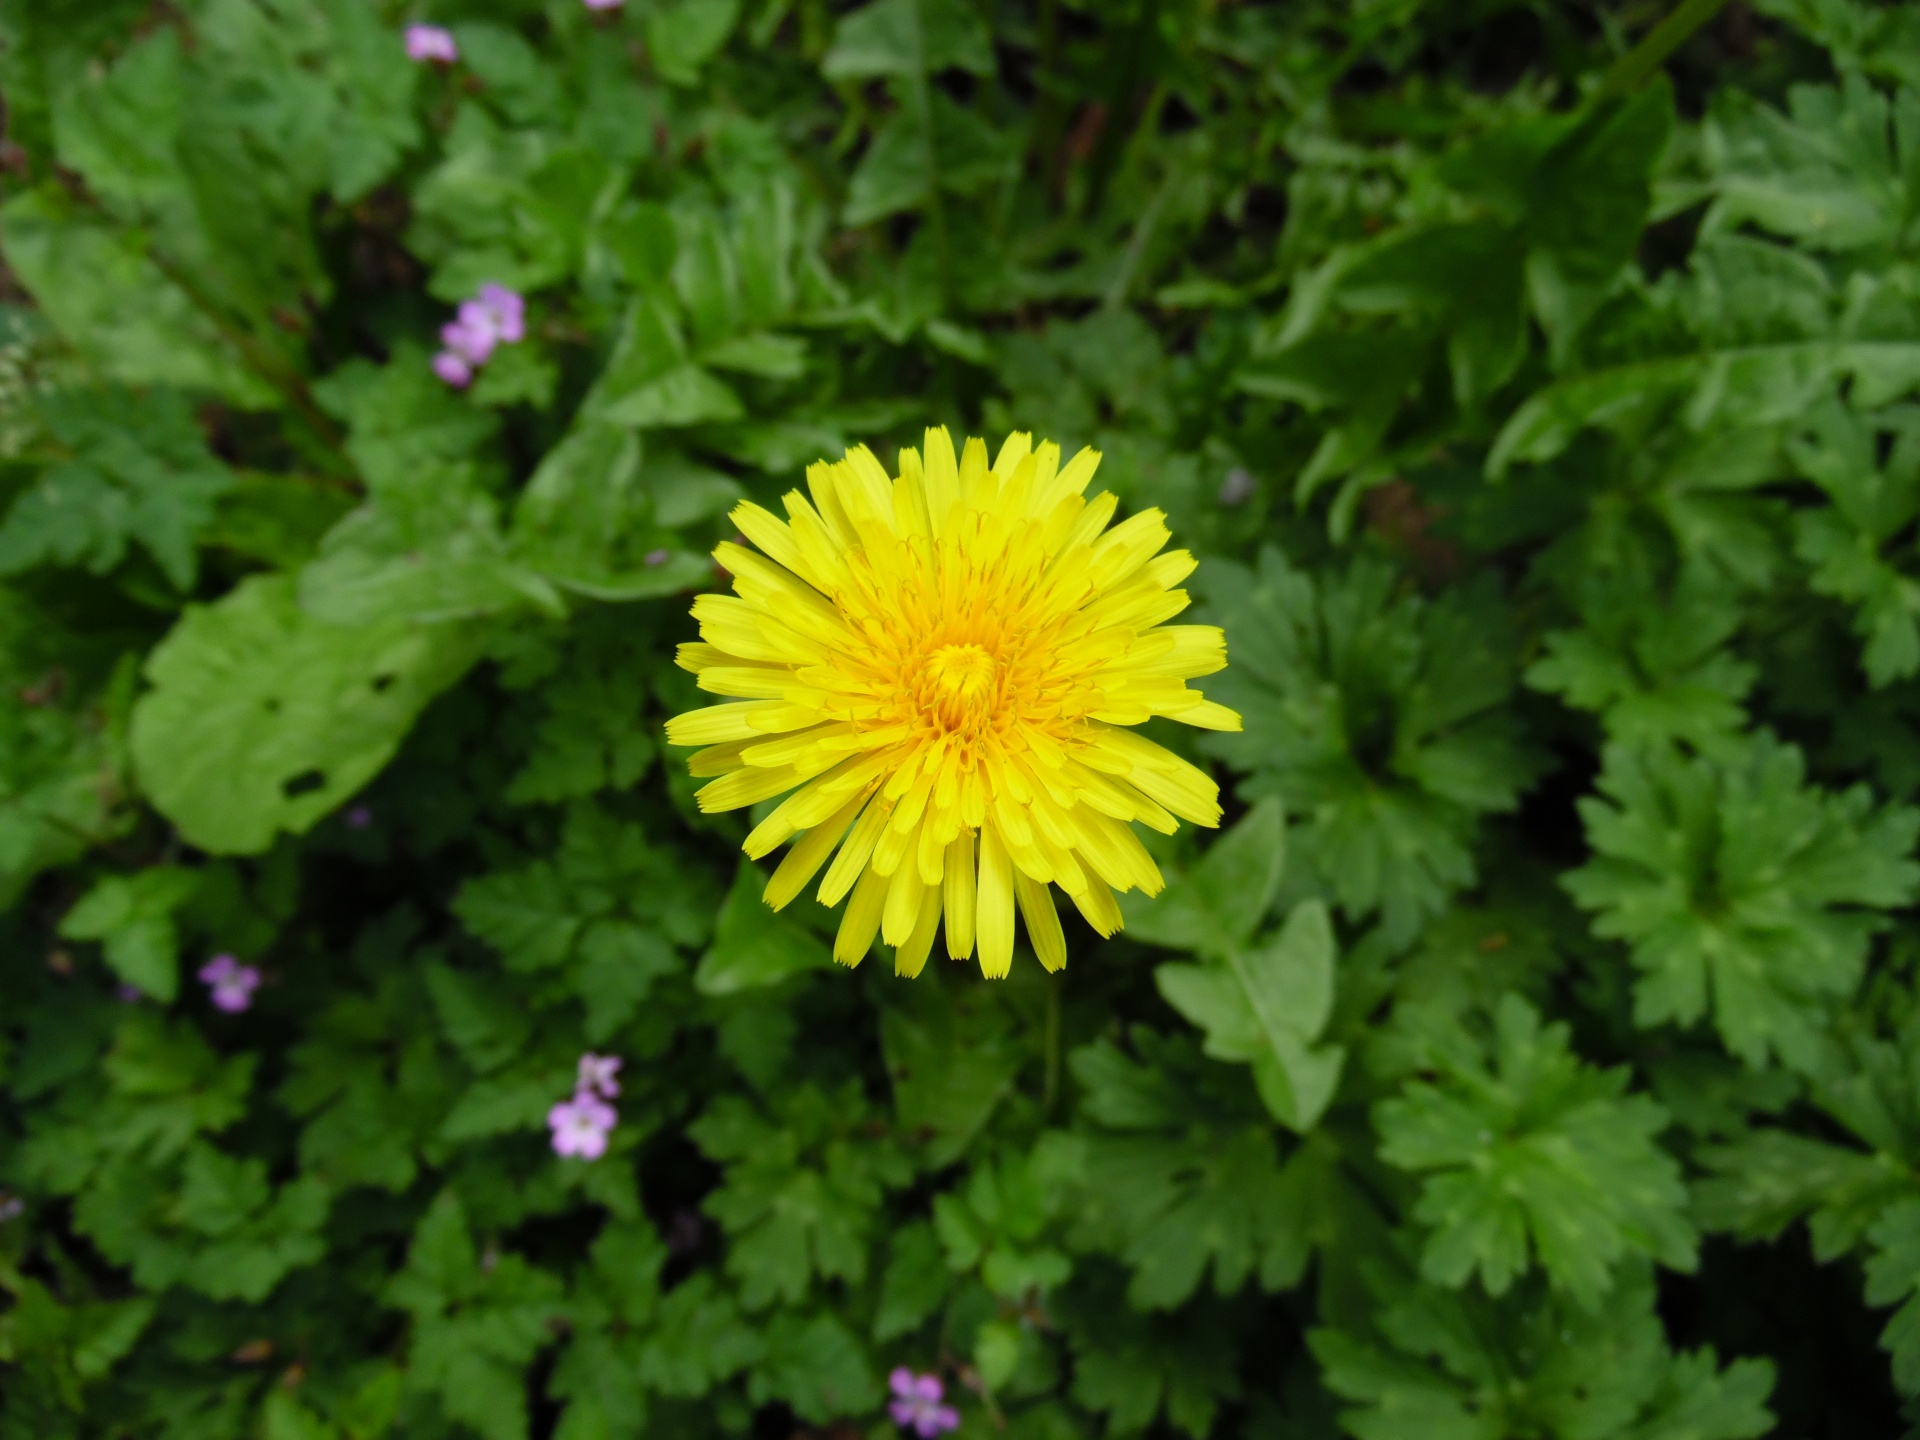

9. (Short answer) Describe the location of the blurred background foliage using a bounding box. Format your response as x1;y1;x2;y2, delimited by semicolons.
3;0;1920;1436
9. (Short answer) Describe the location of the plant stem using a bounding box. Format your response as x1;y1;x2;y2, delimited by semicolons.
1042;974;1062;1117
1595;0;1731;98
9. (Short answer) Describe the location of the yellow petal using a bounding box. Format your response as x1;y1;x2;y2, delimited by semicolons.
1014;871;1066;974
895;881;943;978
977;824;1015;979
765;787;872;910
835;864;888;967
944;831;976;960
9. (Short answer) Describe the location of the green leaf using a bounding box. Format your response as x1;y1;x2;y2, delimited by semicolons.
313;352;500;493
1313;1262;1772;1440
691;1083;912;1309
696;863;834;995
748;1312;881;1424
1865;1198;1920;1392
1375;995;1697;1307
1526;566;1757;754
587;299;745;429
1706;76;1920;256
1200;551;1541;941
649;0;742;87
1696;1128;1912;1260
1564;735;1920;1068
130;575;480;853
387;1191;565;1440
932;1151;1072;1301
1790;397;1920;685
58;867;199;1002
1063;1033;1310;1308
305;354;558;624
1488;338;1920;479
1063;1277;1243;1438
426;962;534;1074
0;387;232;590
0;185;272;406
842;92;1016;226
874;1220;949;1340
1125;797;1285;957
821;0;996;80
510;424;714;601
506;662;655;806
1154;899;1346;1132
880;970;1023;1166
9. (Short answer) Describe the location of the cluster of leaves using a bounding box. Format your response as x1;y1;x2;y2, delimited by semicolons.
4;1;1920;1438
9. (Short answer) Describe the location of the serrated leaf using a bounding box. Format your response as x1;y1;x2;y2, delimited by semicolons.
0;387;232;590
58;867;199;1002
1200;550;1540;941
1376;995;1696;1307
1565;734;1920;1068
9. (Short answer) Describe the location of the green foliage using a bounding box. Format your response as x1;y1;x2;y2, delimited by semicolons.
1565;735;1920;1068
8;2;1920;1438
1200;554;1541;941
1375;995;1695;1307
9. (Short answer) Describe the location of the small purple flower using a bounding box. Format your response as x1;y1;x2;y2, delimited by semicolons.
888;1369;960;1437
346;805;373;829
198;955;261;1014
434;283;525;386
577;1052;623;1099
432;350;473;388
584;0;624;10
472;283;526;344
549;1092;617;1160
404;24;459;63
643;548;671;568
440;315;498;367
116;983;143;1004
0;1195;22;1223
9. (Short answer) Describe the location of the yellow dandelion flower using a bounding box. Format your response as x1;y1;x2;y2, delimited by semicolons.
664;428;1242;979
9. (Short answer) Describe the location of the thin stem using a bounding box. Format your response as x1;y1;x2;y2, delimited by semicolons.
1102;167;1174;311
913;76;955;305
144;247;351;472
1042;973;1062;1117
1595;0;1731;98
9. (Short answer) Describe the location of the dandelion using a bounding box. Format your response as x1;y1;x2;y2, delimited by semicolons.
404;24;459;64
548;1092;617;1160
198;955;261;1013
888;1369;960;1437
664;429;1240;980
576;1052;622;1099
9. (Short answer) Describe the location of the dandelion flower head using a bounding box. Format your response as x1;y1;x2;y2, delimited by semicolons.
665;429;1241;979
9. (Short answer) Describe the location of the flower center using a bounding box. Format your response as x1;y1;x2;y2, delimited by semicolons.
920;642;1000;733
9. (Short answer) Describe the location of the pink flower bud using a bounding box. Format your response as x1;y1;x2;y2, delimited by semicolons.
404;25;459;64
198;955;261;1014
888;1369;961;1436
432;351;474;388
